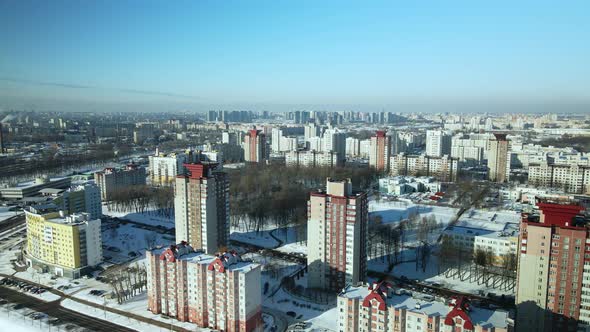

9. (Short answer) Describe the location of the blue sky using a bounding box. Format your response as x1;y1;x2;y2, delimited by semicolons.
0;1;589;112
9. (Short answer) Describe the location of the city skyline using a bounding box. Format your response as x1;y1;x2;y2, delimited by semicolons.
1;1;589;113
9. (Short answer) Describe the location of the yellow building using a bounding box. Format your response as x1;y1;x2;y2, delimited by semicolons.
24;205;102;278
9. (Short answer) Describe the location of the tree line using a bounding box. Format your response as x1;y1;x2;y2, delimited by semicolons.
227;164;378;241
105;185;174;219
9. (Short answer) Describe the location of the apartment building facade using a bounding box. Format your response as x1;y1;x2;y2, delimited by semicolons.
146;243;262;332
390;153;459;182
338;282;511;332
24;207;102;278
94;164;146;200
488;134;509;182
528;161;590;194
175;162;229;254
516;201;590;331
307;178;368;291
285;150;340;168
243;129;267;163
53;183;102;220
426;130;452;157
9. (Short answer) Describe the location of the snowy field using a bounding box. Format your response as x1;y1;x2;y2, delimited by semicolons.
0;206;20;223
390;257;515;297
62;296;212;332
102;205;174;228
101;221;175;264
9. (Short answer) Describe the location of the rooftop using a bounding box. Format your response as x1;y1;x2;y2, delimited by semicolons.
150;243;259;273
339;283;509;329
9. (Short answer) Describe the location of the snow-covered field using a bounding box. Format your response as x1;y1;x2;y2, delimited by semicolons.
390;257;515;297
0;308;53;332
0;206;20;223
102;221;174;264
62;296;212;332
102;205;174;228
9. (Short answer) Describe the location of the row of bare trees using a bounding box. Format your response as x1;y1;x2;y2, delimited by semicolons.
228;164;378;243
103;264;148;304
368;209;443;272
105;185;174;219
439;235;517;278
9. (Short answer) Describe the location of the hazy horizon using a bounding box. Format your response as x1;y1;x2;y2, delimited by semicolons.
1;1;589;113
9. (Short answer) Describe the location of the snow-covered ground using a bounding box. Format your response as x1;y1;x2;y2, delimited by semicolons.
62;296;212;332
0;206;20;223
230;228;280;248
102;205;174;228
0;307;54;332
101;218;174;265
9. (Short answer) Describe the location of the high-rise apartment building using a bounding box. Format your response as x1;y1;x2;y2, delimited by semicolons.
53;183;102;220
175;162;229;254
222;131;238;145
488;134;509;182
369;131;391;172
516;201;590;331
149;150;195;186
304;123;321;140
24;206;102;278
307;178;368;291
94;164;146;201
323;128;346;166
528;161;590;194
244;129;267;163
146;242;262;331
426;130;452;157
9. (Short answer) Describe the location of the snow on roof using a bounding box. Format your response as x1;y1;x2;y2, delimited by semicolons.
150;243;259;273
339;283;509;329
454;209;520;232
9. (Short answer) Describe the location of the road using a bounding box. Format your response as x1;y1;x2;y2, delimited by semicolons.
0;286;136;332
1;273;194;332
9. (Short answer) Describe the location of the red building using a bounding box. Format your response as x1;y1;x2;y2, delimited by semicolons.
369;130;391;172
307;178;368;291
146;242;262;332
516;200;590;331
244;129;267;163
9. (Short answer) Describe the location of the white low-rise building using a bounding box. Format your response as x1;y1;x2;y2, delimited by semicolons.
379;176;441;195
442;210;520;265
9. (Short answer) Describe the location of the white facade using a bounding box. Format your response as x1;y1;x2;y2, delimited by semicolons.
390;153;459;182
528;161;590;194
323;128;347;164
149;152;190;186
359;139;371;158
285;150;339;168
426;130;452;157
57;183;102;220
304;123;321;139
345;137;360;156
